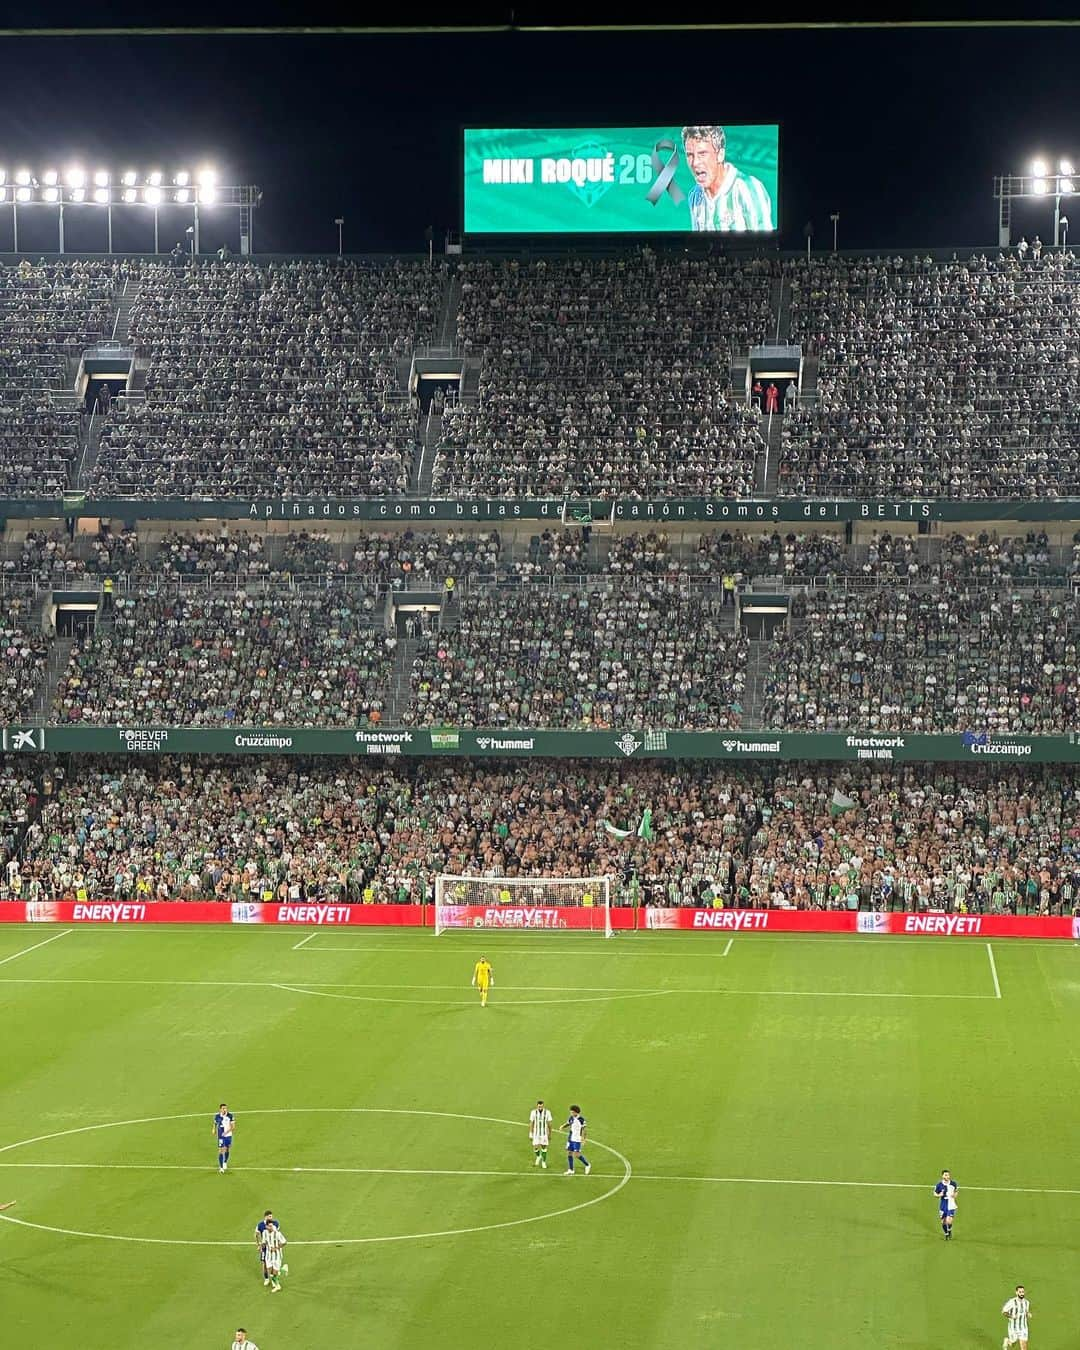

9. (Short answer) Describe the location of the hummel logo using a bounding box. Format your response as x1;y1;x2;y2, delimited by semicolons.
476;736;492;750
722;739;737;752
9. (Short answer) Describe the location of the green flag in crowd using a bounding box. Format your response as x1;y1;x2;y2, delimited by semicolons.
830;789;857;818
637;807;653;842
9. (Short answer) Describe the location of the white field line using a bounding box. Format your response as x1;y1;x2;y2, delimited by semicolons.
0;929;73;968
987;942;1002;999
0;1159;1074;1198
292;932;317;951
8;929;1073;953
0;975;996;1000
722;938;733;957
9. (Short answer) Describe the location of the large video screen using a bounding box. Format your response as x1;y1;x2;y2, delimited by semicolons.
464;125;779;235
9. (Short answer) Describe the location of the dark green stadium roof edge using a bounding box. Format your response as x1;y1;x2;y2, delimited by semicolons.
0;728;1074;763
9;496;1080;524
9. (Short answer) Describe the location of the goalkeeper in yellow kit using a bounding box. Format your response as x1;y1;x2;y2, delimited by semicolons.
471;956;493;1007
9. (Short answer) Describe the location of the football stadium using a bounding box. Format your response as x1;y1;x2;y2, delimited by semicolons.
0;9;1078;1349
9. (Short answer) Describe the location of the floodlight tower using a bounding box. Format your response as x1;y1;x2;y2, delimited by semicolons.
994;158;1076;248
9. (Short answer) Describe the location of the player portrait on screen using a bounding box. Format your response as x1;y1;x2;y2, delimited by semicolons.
682;125;773;233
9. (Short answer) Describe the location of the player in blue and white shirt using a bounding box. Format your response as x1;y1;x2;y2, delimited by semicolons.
933;1168;958;1240
214;1103;235;1173
563;1105;591;1176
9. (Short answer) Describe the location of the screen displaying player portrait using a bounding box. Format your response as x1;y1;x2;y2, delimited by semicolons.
464;125;779;235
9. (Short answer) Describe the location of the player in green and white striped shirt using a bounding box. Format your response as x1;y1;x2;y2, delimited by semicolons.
682;125;773;232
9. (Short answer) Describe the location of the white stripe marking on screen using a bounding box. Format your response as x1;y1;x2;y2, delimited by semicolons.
0;1160;1074;1198
0;975;997;999
721;938;733;957
292;932;317;950
0;929;73;967
987;942;1002;999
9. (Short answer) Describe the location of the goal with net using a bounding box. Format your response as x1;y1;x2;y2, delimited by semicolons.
434;875;613;937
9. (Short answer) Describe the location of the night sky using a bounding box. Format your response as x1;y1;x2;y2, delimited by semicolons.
1;6;1079;254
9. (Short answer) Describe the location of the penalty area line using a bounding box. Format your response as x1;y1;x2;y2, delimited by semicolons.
292;932;317;951
0;928;73;968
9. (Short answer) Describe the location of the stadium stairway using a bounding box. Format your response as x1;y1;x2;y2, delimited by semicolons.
438;267;463;348
757;411;783;494
384;636;419;724
770;273;792;343
110;279;137;344
739;637;772;731
74;404;105;487
32;634;75;726
799;354;820;408
412;410;440;494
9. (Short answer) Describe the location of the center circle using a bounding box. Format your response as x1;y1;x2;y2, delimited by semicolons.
0;1108;632;1247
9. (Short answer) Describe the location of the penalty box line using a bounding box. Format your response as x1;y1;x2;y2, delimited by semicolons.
0;1161;1073;1198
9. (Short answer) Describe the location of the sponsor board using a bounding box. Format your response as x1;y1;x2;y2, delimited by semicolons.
0;903;1072;940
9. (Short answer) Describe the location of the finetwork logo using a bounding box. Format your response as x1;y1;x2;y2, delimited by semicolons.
616;734;642;758
354;730;413;756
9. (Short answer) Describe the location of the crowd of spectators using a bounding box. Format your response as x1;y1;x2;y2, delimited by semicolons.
53;590;395;726
89;258;443;499
783;250;1080;498
0;259;123;496
0;592;49;722
764;588;1080;732
402;582;746;729
6;759;1078;914
433;253;772;499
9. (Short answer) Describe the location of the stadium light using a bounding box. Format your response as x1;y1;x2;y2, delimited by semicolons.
995;156;1078;247
0;160;259;255
0;188;6;203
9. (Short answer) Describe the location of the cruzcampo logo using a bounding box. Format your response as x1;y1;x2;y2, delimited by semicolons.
429;730;460;751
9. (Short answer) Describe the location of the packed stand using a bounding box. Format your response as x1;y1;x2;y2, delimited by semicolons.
402;583;746;729
433;253;772;499
783;251;1080;498
90;258;444;498
0;592;49;722
0;259;124;495
9;759;1079;914
52;590;395;726
762;588;1080;732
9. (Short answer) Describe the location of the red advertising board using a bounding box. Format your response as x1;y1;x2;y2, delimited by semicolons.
0;902;1072;939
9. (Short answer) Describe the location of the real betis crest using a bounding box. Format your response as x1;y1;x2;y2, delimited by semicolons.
568;140;614;209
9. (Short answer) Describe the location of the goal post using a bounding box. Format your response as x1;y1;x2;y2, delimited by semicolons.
434;875;614;937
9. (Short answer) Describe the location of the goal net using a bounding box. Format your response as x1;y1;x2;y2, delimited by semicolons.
434;875;613;937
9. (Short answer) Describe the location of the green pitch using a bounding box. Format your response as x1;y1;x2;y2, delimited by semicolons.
1;924;1077;1349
